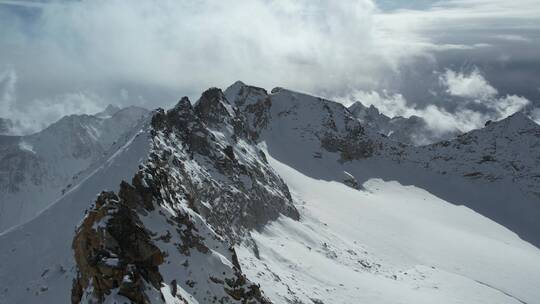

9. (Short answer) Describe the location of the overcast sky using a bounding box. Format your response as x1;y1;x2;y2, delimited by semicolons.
1;0;539;134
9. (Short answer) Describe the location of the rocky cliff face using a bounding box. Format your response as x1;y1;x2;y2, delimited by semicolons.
71;88;300;303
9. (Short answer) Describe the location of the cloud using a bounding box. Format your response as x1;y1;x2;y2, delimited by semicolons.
337;89;479;133
3;1;511;109
440;68;530;118
493;34;531;42
0;68;17;114
0;67;103;134
441;68;498;99
530;108;540;125
0;1;402;97
338;67;532;134
0;0;539;133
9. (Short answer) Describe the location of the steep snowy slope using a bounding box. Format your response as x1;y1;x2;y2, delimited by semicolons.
237;153;540;304
0;105;148;232
348;101;460;146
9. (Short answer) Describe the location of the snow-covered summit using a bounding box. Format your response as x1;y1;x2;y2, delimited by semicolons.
95;104;121;119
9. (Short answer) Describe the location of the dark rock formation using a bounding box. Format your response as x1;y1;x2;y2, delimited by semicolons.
71;88;301;303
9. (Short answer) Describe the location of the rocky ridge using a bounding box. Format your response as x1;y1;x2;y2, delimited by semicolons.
71;88;300;303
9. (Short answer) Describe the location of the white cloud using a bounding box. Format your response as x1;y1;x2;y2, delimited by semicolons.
340;90;415;118
338;89;483;133
493;34;531;42
3;1;503;109
1;0;403;96
440;69;498;99
0;68;17;115
0;67;103;134
339;67;532;134
440;68;530;119
530;108;540;125
0;0;539;132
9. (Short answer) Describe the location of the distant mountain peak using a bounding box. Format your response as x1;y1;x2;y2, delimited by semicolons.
497;111;538;128
347;100;461;146
472;111;540;138
96;104;121;118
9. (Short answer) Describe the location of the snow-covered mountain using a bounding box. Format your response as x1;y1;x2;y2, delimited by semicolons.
0;82;539;304
348;101;461;146
0;105;149;232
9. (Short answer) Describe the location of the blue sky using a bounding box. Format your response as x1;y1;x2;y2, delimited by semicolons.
1;0;539;134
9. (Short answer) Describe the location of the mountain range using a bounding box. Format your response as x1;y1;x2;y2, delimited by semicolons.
0;105;148;232
0;81;539;304
347;101;461;146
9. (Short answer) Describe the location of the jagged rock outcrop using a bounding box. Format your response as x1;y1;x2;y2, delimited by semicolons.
72;172;271;303
72;189;165;303
151;89;299;237
72;87;301;303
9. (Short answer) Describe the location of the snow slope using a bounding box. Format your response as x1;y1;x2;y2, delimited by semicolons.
237;152;540;304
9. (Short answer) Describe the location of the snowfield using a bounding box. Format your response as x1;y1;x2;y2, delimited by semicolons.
238;152;540;304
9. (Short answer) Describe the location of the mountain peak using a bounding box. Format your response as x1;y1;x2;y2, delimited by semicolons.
172;96;192;111
96;104;121;118
194;87;235;123
483;111;539;134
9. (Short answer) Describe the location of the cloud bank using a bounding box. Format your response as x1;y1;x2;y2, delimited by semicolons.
338;68;534;134
0;68;103;134
0;0;539;134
